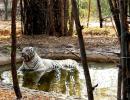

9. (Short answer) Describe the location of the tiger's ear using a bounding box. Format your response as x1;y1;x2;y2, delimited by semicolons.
29;47;37;52
29;47;34;51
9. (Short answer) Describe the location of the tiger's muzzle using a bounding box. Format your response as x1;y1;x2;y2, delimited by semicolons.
21;52;33;62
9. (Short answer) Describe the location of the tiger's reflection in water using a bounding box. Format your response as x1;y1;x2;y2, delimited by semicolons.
18;47;81;96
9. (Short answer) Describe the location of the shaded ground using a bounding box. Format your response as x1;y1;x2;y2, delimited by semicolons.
0;34;119;57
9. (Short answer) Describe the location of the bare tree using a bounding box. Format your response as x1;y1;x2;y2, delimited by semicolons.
11;0;22;98
71;0;94;100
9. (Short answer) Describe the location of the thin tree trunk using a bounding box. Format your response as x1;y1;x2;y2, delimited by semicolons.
117;66;122;100
64;0;69;35
3;0;8;20
20;0;24;34
23;0;28;35
71;0;94;100
69;11;74;35
123;0;130;99
108;0;121;39
47;0;55;35
96;0;103;28
119;0;128;99
11;0;22;99
87;0;91;27
60;0;65;35
69;2;74;35
129;0;130;16
108;1;122;99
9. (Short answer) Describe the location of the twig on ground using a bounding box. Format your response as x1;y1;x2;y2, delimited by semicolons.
66;49;81;59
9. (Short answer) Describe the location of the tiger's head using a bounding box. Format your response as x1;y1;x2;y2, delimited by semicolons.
21;47;35;62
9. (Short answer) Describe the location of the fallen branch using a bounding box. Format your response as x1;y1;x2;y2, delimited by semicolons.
66;49;80;59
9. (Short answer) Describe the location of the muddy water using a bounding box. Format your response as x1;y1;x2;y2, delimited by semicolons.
1;62;118;100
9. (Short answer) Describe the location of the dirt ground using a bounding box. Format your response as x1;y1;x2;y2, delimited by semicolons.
0;21;120;99
0;82;69;100
0;22;120;56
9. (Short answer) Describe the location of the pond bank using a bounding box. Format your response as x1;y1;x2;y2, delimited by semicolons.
0;81;86;100
0;50;119;66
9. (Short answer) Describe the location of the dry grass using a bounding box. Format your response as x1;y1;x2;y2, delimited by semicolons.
82;27;117;37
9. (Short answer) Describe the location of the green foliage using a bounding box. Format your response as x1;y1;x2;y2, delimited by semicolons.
77;0;111;19
100;0;111;17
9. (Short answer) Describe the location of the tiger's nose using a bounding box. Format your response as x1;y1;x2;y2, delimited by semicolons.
21;53;26;57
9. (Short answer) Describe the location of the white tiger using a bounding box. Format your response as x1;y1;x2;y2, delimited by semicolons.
18;47;80;84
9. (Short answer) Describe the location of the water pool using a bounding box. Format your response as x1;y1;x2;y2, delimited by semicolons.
1;62;118;100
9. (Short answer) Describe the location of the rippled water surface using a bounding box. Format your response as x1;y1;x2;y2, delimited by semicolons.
1;62;118;100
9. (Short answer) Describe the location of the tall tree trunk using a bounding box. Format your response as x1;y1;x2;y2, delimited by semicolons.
71;0;94;100
23;0;30;35
108;1;122;99
108;0;121;39
11;0;22;99
117;66;122;100
60;0;65;35
69;2;74;35
129;0;130;16
96;0;103;28
119;0;129;99
3;0;8;20
64;0;69;35
87;0;91;27
20;0;24;34
21;0;72;36
47;0;55;35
